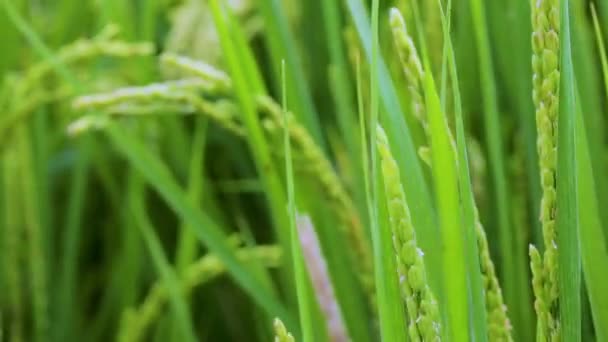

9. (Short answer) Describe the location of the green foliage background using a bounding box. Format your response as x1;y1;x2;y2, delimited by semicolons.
1;0;607;341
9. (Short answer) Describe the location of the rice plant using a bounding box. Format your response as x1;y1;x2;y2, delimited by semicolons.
1;0;607;341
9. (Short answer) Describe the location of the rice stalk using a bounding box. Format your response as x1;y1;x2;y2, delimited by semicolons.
390;8;512;340
376;124;441;341
389;8;426;136
530;0;561;339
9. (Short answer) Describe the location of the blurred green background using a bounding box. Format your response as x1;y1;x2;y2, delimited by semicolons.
1;0;607;341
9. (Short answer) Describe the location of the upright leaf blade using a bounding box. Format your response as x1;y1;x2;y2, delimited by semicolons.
557;0;581;339
468;0;517;322
346;0;441;300
423;63;468;342
574;94;608;342
439;0;488;338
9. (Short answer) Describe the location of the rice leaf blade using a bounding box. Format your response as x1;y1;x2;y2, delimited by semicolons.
423;60;468;342
283;61;315;342
439;0;488;338
346;0;442;300
468;0;518;325
103;123;296;330
574;92;608;342
557;0;581;338
130;180;197;342
257;0;325;147
366;1;408;340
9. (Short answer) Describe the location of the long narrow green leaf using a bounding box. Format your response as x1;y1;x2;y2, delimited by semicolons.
175;119;207;273
570;0;608;246
56;140;90;342
574;90;608;342
103;123;296;330
321;0;366;218
592;4;608;104
130;180;196;342
17;126;48;342
346;0;441;299
423;59;468;342
367;1;407;340
321;0;356;156
591;3;608;247
557;0;581;339
439;0;488;339
208;0;293;299
283;61;314;342
468;0;516;318
256;0;324;147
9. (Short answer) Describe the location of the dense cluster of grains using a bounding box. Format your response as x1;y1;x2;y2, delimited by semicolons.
18;25;153;92
71;80;243;135
389;8;426;134
390;7;512;340
0;28;153;149
160;53;232;94
530;0;561;340
377;125;441;341
474;207;512;340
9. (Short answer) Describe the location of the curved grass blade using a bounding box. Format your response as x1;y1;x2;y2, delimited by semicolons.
103;122;296;330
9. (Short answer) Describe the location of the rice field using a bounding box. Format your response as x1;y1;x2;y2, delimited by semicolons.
1;0;607;341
